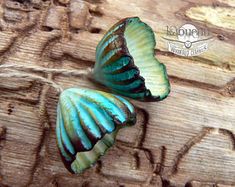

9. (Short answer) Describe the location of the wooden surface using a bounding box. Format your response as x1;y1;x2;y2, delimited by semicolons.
0;0;234;186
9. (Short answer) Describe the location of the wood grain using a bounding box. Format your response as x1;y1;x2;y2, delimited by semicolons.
0;0;234;186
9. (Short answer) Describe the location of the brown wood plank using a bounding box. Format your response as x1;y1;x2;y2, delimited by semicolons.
0;0;234;186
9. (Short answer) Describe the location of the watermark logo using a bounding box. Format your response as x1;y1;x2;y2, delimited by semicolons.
163;24;213;56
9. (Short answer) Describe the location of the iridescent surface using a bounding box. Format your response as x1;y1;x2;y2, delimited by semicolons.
56;88;136;173
93;17;170;101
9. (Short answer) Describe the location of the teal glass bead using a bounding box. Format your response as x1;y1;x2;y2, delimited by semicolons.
93;17;170;101
56;88;136;174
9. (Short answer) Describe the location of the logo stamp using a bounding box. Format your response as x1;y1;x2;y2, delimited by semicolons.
163;23;213;56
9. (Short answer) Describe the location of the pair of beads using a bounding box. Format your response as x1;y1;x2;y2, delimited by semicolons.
57;17;170;174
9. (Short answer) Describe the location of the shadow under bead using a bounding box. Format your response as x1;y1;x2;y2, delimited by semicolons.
93;17;170;102
56;88;136;174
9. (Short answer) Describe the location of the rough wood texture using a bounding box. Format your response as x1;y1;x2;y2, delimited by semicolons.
0;0;234;186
